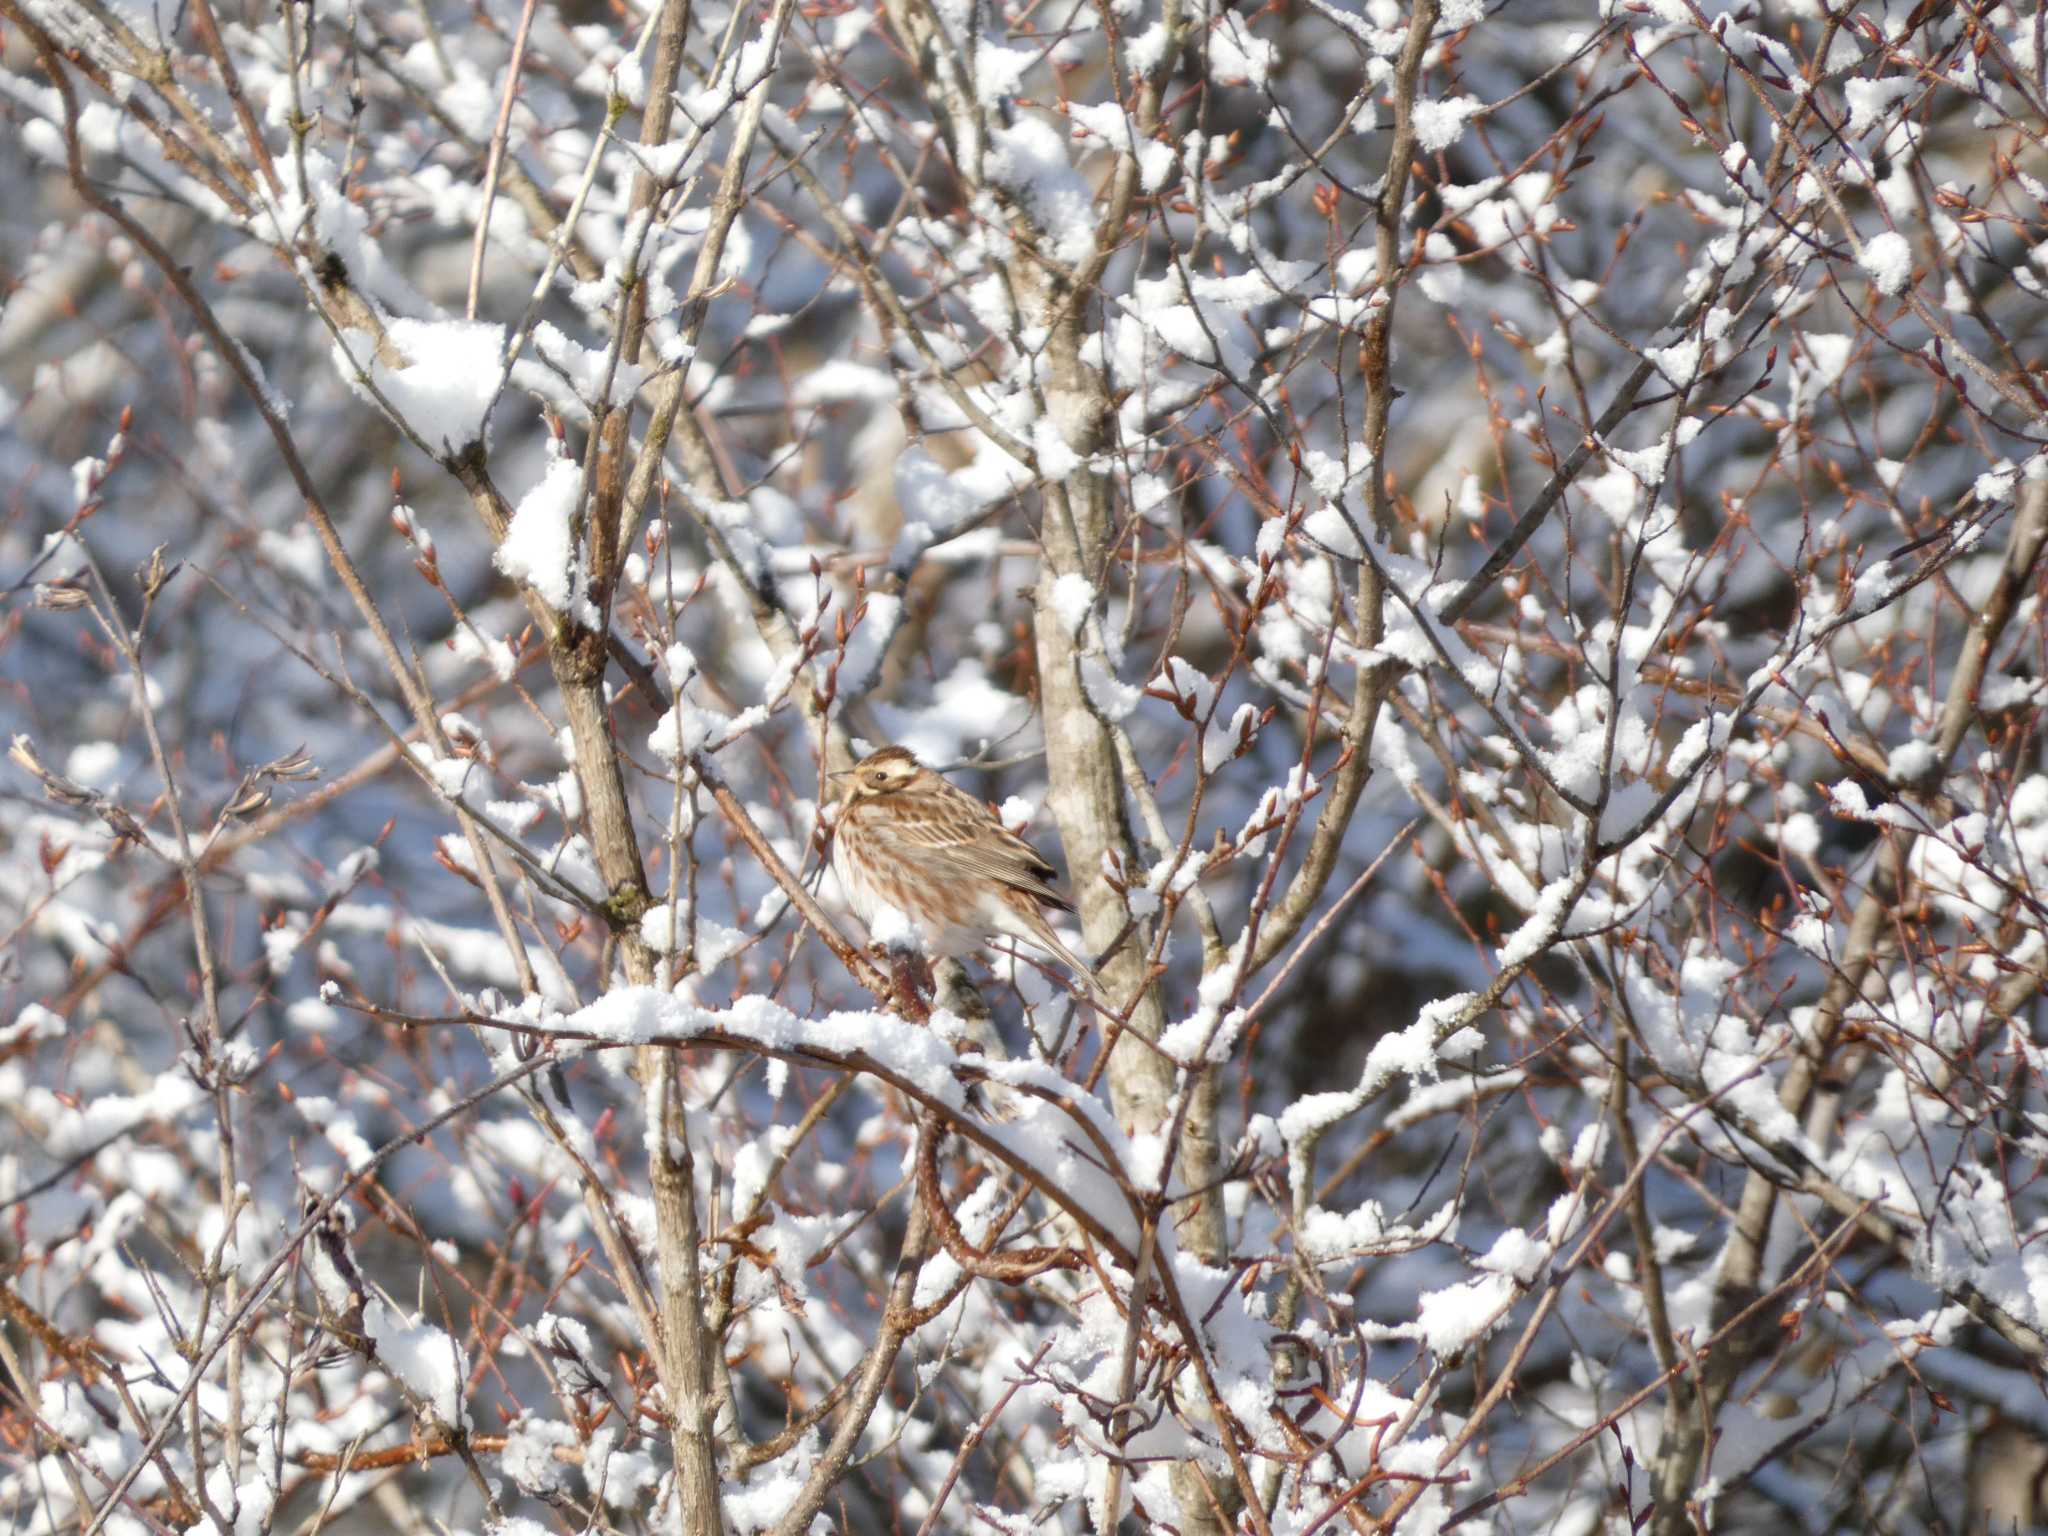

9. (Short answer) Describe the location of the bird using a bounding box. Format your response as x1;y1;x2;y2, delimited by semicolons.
828;746;1114;1010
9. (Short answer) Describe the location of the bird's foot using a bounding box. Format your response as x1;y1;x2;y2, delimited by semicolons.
876;945;935;1019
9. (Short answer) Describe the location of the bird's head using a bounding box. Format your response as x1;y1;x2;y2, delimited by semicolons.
832;746;926;801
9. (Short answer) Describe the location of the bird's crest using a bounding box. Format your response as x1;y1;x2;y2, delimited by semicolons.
858;746;919;768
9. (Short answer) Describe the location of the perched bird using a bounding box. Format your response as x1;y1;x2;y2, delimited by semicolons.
829;746;1111;1008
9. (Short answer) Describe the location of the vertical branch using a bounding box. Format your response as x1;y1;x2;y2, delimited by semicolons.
540;3;727;1529
465;0;542;319
75;544;248;1504
1019;87;1246;1536
647;1046;728;1536
1248;0;1438;975
764;1184;933;1536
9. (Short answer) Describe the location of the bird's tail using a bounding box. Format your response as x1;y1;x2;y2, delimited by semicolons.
1037;926;1126;1018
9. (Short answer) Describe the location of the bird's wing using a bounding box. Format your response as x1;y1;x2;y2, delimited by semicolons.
887;793;1074;911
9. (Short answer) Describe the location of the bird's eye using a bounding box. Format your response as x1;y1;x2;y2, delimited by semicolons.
868;771;888;786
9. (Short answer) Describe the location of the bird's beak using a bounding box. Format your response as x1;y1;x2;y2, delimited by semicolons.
827;769;852;783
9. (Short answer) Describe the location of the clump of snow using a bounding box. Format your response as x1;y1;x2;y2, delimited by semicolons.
1886;739;1936;784
1827;779;1872;819
988;116;1097;264
293;1094;375;1170
792;360;897;408
1081;656;1142;720
1;1003;66;1048
1302;504;1362;556
1802;332;1855;388
1844;77;1915;137
496;449;585;616
1415;1272;1516;1354
639;904;749;971
1206;12;1276;86
1647;337;1703;387
349;317;506;454
1778;812;1821;859
515;320;647;411
500;1414;575;1497
1413;96;1482;153
1860;231;1913;295
1476;1227;1549;1283
1049;572;1095;637
365;1300;470;1429
891;446;1030;564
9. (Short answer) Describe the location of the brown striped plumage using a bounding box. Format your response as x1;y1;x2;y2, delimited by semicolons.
829;746;1108;1005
